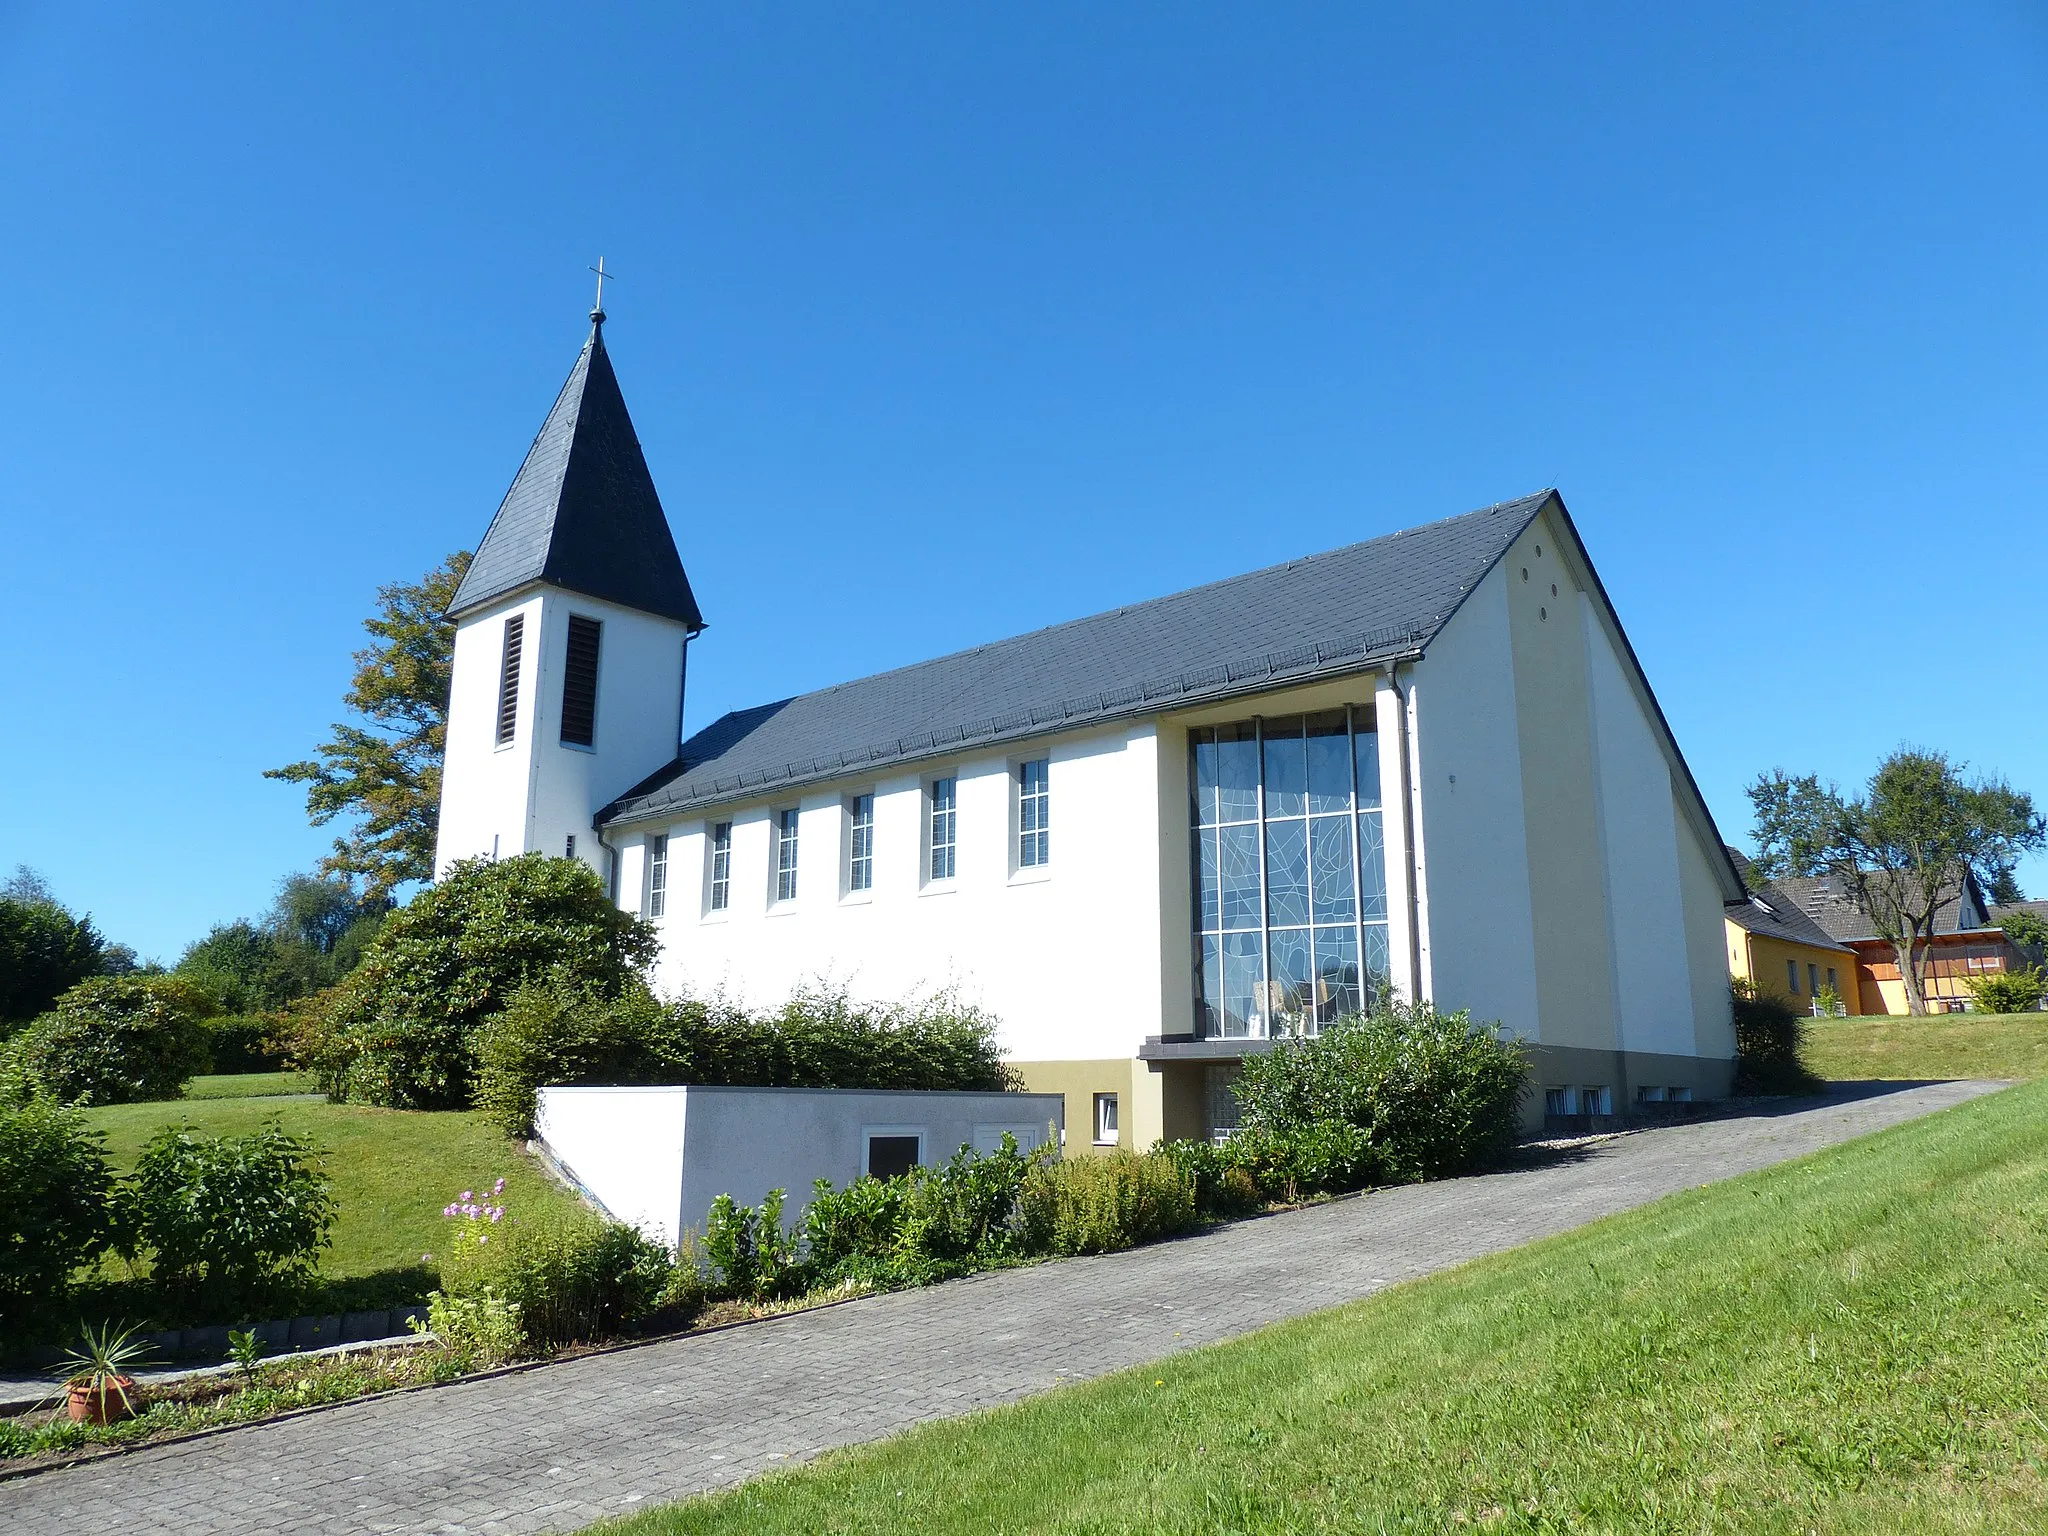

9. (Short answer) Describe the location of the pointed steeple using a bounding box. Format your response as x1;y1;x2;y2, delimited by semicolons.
449;316;705;630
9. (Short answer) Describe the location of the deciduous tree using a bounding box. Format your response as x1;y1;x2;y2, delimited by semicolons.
266;552;471;899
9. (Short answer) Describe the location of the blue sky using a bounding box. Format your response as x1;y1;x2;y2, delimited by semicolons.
2;4;2044;962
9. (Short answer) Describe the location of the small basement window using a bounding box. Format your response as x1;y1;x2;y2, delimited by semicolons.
1581;1085;1613;1117
1093;1092;1119;1145
866;1133;922;1181
1544;1086;1576;1117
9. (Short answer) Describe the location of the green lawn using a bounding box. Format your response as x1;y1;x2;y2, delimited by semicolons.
82;1094;581;1284
605;1079;2048;1535
181;1070;319;1099
1803;1011;2048;1083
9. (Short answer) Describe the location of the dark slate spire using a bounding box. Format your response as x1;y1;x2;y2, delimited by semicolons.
449;315;705;630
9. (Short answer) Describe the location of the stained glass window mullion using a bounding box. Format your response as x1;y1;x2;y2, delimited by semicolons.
1252;715;1269;1040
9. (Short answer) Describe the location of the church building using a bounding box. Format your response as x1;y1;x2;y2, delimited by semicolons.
436;309;1743;1146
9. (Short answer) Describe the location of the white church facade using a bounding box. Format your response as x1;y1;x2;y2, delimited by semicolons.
436;311;1742;1146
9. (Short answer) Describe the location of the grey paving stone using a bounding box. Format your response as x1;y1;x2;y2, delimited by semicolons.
0;1081;1998;1535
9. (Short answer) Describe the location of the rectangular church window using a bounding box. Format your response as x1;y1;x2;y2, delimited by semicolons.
495;614;524;745
848;794;874;893
560;615;602;747
646;833;668;918
1018;760;1050;868
929;777;957;882
708;822;731;912
775;809;800;902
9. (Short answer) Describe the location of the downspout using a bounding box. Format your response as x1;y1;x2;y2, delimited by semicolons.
594;818;621;908
1382;659;1425;1003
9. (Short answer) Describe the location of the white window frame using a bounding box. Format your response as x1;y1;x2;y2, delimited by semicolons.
1016;758;1050;871
1092;1092;1119;1146
645;832;669;918
706;821;732;914
846;793;875;896
861;1125;926;1180
774;807;801;904
926;776;958;885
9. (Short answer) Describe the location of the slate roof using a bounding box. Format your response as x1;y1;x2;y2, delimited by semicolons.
1722;853;1853;953
448;319;704;629
1764;868;1996;944
599;491;1556;825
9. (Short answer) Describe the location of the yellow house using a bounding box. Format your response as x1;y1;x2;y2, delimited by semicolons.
1723;851;1861;1014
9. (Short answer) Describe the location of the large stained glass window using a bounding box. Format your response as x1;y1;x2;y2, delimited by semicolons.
1191;709;1391;1038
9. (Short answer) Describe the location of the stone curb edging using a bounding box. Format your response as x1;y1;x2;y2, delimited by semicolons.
0;1287;878;1485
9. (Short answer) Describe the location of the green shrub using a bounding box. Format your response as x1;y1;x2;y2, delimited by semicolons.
1966;966;2048;1015
437;1183;671;1349
1223;1122;1376;1202
117;1120;336;1313
0;976;214;1106
474;977;1017;1138
472;977;666;1137
414;1288;524;1368
205;1014;289;1074
299;854;659;1110
1017;1150;1196;1256
1233;1001;1527;1183
0;895;106;1029
703;1189;805;1301
0;1099;114;1343
1154;1139;1264;1218
1730;980;1822;1095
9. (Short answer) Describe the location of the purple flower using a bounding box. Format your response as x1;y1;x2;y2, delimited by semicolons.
443;1204;458;1217
493;1178;505;1194
461;1190;474;1202
490;1211;502;1223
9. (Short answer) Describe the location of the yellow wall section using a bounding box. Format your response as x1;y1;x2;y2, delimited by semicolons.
1009;1060;1135;1153
1725;924;1861;1015
1506;514;1621;1052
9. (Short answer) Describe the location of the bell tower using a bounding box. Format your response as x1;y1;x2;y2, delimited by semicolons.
435;298;704;884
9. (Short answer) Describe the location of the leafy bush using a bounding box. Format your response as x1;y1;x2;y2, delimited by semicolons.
1966;966;2048;1015
0;976;214;1105
298;854;659;1110
474;976;1017;1137
1234;1001;1528;1183
1153;1139;1264;1219
414;1287;524;1369
205;1014;289;1074
117;1121;336;1312
704;1189;805;1301
1730;980;1823;1095
0;1099;114;1343
1017;1150;1196;1256
0;894;106;1029
436;1180;671;1350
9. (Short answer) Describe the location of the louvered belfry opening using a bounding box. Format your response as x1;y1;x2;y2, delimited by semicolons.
560;614;603;746
495;615;525;745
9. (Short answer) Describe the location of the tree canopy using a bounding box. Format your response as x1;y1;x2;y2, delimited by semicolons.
1749;749;2044;1014
173;874;388;1015
266;551;471;899
0;866;110;1028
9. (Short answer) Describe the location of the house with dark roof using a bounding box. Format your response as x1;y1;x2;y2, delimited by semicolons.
1754;866;2025;1014
435;311;1744;1142
1722;851;1861;1014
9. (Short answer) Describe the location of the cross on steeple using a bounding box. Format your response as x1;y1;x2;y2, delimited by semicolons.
588;257;617;323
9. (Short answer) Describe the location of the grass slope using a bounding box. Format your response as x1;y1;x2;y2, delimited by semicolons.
1804;1012;2048;1083
82;1096;578;1283
606;1081;2048;1536
182;1071;318;1099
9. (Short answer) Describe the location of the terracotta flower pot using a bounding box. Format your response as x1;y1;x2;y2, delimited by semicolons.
66;1376;137;1425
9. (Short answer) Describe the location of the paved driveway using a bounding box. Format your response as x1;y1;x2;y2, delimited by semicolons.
1;1080;2000;1534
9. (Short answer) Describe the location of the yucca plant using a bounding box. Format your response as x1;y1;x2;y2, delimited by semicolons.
50;1320;160;1424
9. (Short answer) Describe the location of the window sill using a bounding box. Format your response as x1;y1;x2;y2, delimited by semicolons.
840;890;875;907
766;903;800;917
1092;1138;1118;1148
493;740;518;754
1008;865;1053;887
699;910;730;925
919;882;958;898
559;741;597;755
